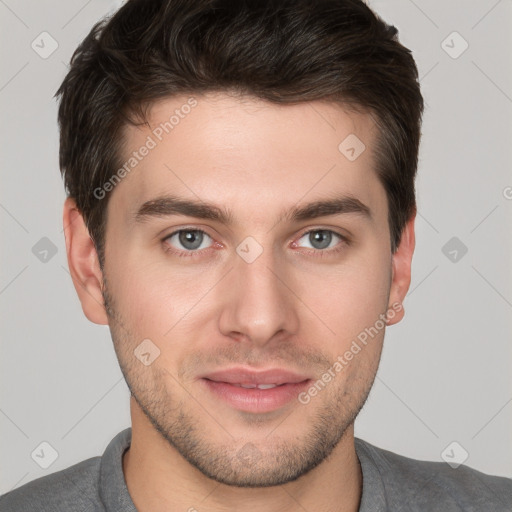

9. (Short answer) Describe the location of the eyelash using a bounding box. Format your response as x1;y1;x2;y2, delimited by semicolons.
162;228;350;259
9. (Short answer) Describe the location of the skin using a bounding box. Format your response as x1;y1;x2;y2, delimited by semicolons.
63;92;415;512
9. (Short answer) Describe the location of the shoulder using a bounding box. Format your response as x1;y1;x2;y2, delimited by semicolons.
0;456;103;512
355;437;512;512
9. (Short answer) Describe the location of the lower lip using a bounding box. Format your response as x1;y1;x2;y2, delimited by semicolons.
201;379;311;413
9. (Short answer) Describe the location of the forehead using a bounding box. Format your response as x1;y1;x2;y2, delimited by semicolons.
109;92;385;225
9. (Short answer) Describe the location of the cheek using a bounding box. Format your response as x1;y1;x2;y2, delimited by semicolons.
108;257;219;354
302;256;391;342
105;256;170;334
120;275;182;334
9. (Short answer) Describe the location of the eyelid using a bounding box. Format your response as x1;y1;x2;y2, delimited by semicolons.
295;225;350;241
161;226;350;258
162;227;217;249
292;227;349;250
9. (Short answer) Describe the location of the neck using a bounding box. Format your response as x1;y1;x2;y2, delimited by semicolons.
123;398;363;512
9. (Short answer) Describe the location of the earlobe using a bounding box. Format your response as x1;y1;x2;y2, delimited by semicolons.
63;197;109;325
386;213;416;326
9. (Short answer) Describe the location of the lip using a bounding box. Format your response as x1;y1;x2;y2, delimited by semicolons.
199;367;311;413
200;367;311;386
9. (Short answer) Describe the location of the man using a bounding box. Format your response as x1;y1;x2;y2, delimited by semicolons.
1;0;511;510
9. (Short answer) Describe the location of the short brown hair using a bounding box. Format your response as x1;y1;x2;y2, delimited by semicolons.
56;0;424;266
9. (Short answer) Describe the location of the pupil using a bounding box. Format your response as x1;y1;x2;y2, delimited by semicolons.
310;230;331;249
179;230;203;250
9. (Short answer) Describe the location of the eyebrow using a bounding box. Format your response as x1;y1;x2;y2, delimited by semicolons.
132;194;371;225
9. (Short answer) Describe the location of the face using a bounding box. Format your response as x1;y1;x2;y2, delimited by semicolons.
88;92;409;487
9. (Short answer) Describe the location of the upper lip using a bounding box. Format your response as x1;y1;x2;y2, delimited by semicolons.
201;367;311;385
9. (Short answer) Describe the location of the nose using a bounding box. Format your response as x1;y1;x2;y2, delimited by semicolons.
217;244;300;347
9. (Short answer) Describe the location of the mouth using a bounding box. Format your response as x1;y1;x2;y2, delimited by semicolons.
227;383;285;389
199;367;312;413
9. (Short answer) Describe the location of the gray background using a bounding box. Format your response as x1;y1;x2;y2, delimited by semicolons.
1;0;511;494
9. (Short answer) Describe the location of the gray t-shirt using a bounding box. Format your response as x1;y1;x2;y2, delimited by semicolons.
1;428;511;511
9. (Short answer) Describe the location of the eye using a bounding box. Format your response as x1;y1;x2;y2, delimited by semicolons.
295;229;346;252
163;229;213;254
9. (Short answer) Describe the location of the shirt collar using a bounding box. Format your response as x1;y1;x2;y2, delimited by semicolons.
99;428;137;512
355;437;388;512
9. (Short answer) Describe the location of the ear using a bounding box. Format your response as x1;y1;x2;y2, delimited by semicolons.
63;197;108;325
386;213;416;326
